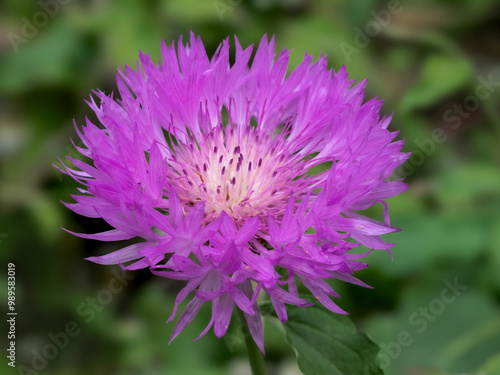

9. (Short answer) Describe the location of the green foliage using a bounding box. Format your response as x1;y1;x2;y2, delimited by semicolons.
399;54;472;114
479;353;500;375
262;300;383;375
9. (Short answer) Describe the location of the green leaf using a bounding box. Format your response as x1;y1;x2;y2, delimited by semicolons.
479;353;500;375
364;280;500;375
434;163;500;209
261;301;383;375
365;211;486;277
0;23;85;93
399;54;472;114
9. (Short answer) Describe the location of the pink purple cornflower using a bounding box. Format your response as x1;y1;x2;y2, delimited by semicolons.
59;33;409;351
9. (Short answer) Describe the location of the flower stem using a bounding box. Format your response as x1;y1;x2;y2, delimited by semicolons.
238;310;267;375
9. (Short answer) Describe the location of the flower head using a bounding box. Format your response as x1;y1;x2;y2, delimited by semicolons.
59;33;409;351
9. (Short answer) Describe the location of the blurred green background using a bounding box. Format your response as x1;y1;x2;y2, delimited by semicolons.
1;0;500;374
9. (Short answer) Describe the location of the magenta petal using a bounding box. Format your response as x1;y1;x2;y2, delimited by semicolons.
185;201;205;230
236;216;260;244
219;212;237;238
240;280;265;353
85;242;149;265
194;298;217;341
299;275;347;315
330;271;372;288
120;258;150;270
169;296;204;343
63;228;135;241
219;242;242;274
229;286;254;315
166;275;205;323
214;294;234;337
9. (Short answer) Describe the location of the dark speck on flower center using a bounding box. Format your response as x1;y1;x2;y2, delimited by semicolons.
165;124;310;222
